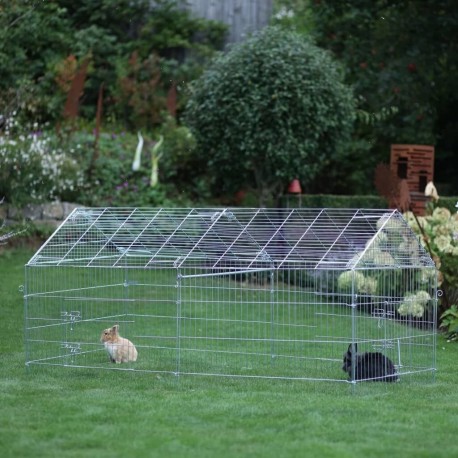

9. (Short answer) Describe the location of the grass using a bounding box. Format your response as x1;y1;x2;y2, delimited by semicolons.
1;248;457;457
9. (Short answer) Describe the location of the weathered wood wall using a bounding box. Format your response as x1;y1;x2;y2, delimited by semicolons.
181;0;273;44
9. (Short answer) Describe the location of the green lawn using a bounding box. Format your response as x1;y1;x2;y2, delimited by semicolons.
1;248;457;458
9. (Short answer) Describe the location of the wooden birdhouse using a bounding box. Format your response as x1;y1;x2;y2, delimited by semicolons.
390;144;434;215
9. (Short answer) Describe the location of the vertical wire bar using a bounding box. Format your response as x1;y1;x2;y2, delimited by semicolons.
432;269;438;382
23;265;29;369
351;270;357;386
270;267;275;361
175;269;182;376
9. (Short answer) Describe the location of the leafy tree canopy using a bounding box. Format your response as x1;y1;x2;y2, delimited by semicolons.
309;0;458;193
185;25;356;205
0;0;227;125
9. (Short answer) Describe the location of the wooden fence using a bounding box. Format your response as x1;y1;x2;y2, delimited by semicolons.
181;0;273;44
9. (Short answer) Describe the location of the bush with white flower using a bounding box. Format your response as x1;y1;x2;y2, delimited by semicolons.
404;207;458;286
398;291;432;318
337;212;437;319
0;113;84;206
337;270;378;295
405;204;458;330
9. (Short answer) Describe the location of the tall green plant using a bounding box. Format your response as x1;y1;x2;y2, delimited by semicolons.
185;26;356;205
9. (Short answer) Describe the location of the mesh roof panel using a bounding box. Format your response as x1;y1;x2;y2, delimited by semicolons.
26;207;435;270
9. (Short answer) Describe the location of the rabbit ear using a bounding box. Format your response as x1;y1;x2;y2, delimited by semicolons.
112;325;119;333
348;343;358;354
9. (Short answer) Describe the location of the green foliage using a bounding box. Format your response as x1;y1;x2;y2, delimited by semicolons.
158;116;204;195
69;130;165;206
0;107;204;207
355;104;399;127
406;207;458;263
440;305;458;341
0;107;206;208
110;1;227;128
334;213;437;319
308;99;399;194
434;197;458;214
0;0;227;207
115;52;165;129
63;122;202;207
0;1;72;121
185;26;356;205
0;0;227;126
281;193;387;208
138;0;227;58
405;206;458;323
271;0;314;35
0;114;84;206
0;2;71;90
310;0;458;193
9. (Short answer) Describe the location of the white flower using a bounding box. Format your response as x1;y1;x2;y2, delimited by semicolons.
424;181;439;201
432;207;451;221
132;131;144;171
372;251;396;266
365;231;388;249
275;6;294;19
398;293;425;317
435;235;452;252
359;276;378;295
337;271;366;291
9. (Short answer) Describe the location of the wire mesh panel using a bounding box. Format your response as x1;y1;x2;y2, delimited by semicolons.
24;208;437;384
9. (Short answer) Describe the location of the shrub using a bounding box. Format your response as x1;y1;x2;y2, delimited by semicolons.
72;121;201;207
185;26;356;205
405;206;458;324
0;0;227;127
0;111;203;208
309;1;458;194
0;113;84;206
440;305;458;341
281;194;388;209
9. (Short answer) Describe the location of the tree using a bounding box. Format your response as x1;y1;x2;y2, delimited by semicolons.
184;26;355;205
310;0;458;193
0;1;72;119
0;0;227;125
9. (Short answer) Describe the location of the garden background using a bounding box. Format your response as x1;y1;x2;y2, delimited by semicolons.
1;0;458;209
1;1;458;456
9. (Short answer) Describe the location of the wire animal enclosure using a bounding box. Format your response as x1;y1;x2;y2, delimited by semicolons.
24;208;437;384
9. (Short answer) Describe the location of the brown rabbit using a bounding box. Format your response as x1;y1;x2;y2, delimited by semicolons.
100;324;138;363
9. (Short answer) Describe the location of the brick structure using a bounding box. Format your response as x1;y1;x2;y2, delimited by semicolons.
390;144;435;215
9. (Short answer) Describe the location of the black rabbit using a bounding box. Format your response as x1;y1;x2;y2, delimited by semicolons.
342;343;398;382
